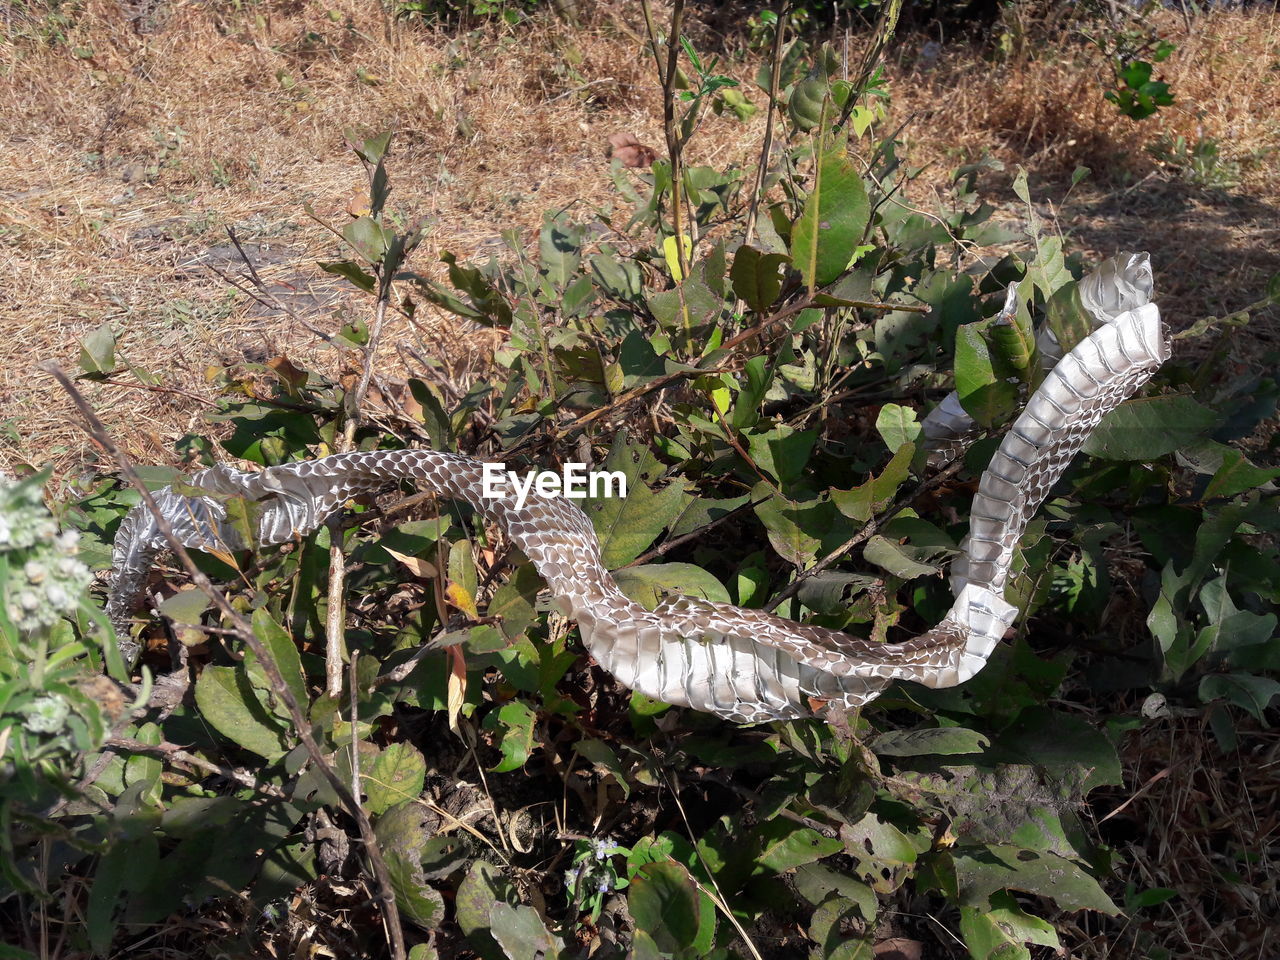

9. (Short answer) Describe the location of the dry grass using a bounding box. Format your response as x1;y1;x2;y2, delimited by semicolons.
2;3;1278;476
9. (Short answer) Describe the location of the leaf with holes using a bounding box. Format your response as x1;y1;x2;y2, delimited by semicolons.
364;743;427;816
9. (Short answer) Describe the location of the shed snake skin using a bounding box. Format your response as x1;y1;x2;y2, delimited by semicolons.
106;254;1167;723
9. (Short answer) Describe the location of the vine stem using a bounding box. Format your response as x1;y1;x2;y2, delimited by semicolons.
47;364;408;960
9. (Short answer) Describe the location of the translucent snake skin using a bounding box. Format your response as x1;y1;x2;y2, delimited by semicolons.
107;254;1169;724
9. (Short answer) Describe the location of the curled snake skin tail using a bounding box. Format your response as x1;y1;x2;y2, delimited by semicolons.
920;252;1156;470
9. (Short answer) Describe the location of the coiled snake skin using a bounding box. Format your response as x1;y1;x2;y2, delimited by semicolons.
107;254;1168;724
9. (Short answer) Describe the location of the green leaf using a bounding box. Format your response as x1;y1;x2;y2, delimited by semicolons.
79;324;116;375
1199;672;1280;721
753;819;844;873
398;271;486;322
490;902;565;960
997;707;1122;791
1082;395;1218;460
489;563;542;642
875;404;921;453
627;861;715;958
156;589;210;625
583;434;688;568
86;850;124;952
614;563;731;609
832;443;913;522
319;259;377;293
364;743;427;816
648;278;722;333
872;727;990;757
952;846;1118;914
841;814;919;888
754;489;847;568
375;802;446;929
539;212;582;288
791;148;871;292
589;250;643;300
730;244;790;313
457;862;520;960
987;284;1039;383
744;424;818;487
407;379;454;449
960;891;1059;960
898;763;1083;857
954;322;1018;427
193;665;290;760
1204;448;1280;498
484;700;537;773
1024;236;1072;302
251;607;309;714
343;215;388;261
863;535;940;579
792;862;877;920
1045;281;1093;355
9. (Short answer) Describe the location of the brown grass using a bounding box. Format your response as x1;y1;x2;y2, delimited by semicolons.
2;3;1278;476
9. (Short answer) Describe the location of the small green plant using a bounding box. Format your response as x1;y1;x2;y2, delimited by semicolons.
1077;0;1177;120
0;471;120;895
1148;133;1242;189
392;0;542;26
1105;53;1175;120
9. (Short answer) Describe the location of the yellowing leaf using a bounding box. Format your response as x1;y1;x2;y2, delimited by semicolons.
663;234;693;282
445;581;479;619
850;105;876;137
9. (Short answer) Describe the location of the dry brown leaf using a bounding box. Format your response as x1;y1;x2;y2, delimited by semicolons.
345;189;371;218
874;939;923;960
385;547;438;579
606;132;658;168
445;645;467;733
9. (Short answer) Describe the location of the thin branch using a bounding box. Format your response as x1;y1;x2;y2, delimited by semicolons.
623;496;767;568
47;365;408;960
764;458;965;612
325;514;348;699
744;0;788;248
105;736;290;799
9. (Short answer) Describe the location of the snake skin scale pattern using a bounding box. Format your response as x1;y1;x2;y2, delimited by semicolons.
106;255;1169;724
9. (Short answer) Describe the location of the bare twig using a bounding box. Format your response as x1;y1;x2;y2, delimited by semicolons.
624;496;767;568
93;378;219;408
106;736;291;799
325;513;348;698
744;0;788;248
47;365;408;960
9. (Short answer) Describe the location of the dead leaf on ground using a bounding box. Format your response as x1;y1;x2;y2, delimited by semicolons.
606;132;658;168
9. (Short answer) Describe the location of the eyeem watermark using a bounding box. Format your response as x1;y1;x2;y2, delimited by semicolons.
481;462;626;510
